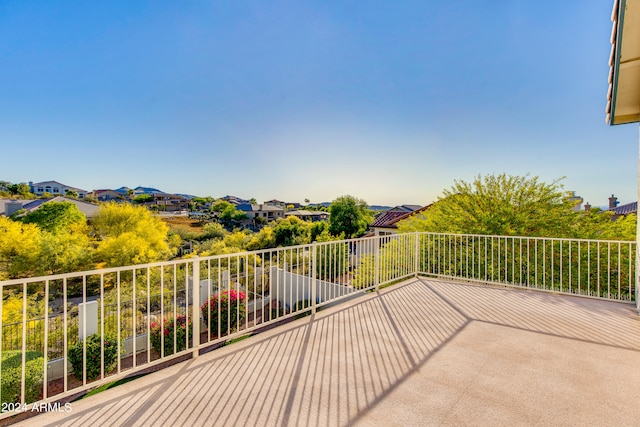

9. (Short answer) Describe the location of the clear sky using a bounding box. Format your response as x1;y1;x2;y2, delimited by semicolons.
0;1;636;208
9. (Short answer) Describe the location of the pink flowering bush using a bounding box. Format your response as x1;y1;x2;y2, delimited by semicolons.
150;315;192;356
201;290;247;337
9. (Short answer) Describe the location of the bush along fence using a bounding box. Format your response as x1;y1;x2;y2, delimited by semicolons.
0;232;635;417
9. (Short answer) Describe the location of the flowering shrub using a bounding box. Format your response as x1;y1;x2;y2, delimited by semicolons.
68;333;120;380
201;290;247;337
150;315;192;356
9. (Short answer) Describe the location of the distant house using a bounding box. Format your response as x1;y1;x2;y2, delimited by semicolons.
133;186;163;196
222;195;249;206
263;199;287;208
29;181;88;199
264;199;302;210
604;195;637;219
152;193;189;212
88;189;126;202
370;205;431;236
237;203;285;223
285;210;329;222
565;191;584;212
6;196;100;219
610;201;637;218
113;186;163;197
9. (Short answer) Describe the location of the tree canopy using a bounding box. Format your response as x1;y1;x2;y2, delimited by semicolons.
20;201;86;233
132;194;153;204
92;203;176;267
398;173;635;240
210;200;248;229
328;195;374;238
0;181;34;199
0;217;41;279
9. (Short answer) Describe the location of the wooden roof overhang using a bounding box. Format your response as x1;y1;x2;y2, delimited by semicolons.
608;0;640;125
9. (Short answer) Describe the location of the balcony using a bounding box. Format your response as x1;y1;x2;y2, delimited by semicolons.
2;233;640;425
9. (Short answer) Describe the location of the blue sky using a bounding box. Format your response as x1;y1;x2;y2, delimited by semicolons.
0;1;636;207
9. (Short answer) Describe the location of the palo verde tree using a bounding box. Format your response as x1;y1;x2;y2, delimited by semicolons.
328;195;374;238
92;203;177;267
1;204;93;278
398;174;577;237
0;217;41;279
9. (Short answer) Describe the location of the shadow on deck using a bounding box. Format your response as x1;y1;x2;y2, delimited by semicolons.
12;278;640;426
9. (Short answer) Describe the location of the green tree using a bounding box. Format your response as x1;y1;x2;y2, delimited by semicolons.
211;200;248;229
201;222;228;240
191;196;214;211
398;174;575;237
271;216;312;246
309;220;330;242
6;182;33;198
570;208;635;241
132;194;154;204
328;195;374;238
398;174;636;240
20;201;86;233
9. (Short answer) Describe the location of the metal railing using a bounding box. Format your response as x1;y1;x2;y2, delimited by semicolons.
418;233;635;301
0;232;634;417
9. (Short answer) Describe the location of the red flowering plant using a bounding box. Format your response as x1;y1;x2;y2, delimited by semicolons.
201;290;247;338
150;315;193;356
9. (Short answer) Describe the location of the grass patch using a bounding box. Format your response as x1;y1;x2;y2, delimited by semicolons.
75;374;147;401
225;334;252;346
378;278;410;290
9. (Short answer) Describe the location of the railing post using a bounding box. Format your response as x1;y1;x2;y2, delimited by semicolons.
637;123;640;312
311;242;317;314
192;257;200;358
414;232;420;277
374;237;380;290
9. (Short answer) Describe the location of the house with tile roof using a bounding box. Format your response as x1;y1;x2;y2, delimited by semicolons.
285;210;329;222
604;195;637;219
610;201;637;218
222;195;249;206
29;181;88;199
88;189;126;202
152;193;190;212
370;205;431;236
237;203;285;223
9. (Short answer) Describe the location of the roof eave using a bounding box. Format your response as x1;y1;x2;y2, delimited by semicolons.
608;0;640;125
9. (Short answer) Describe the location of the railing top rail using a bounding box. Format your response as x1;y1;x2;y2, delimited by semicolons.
417;231;636;246
0;234;389;287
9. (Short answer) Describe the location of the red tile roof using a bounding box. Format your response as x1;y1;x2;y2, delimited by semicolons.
370;211;411;228
370;205;432;229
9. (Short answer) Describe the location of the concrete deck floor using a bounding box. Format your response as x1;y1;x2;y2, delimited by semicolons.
12;278;640;426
